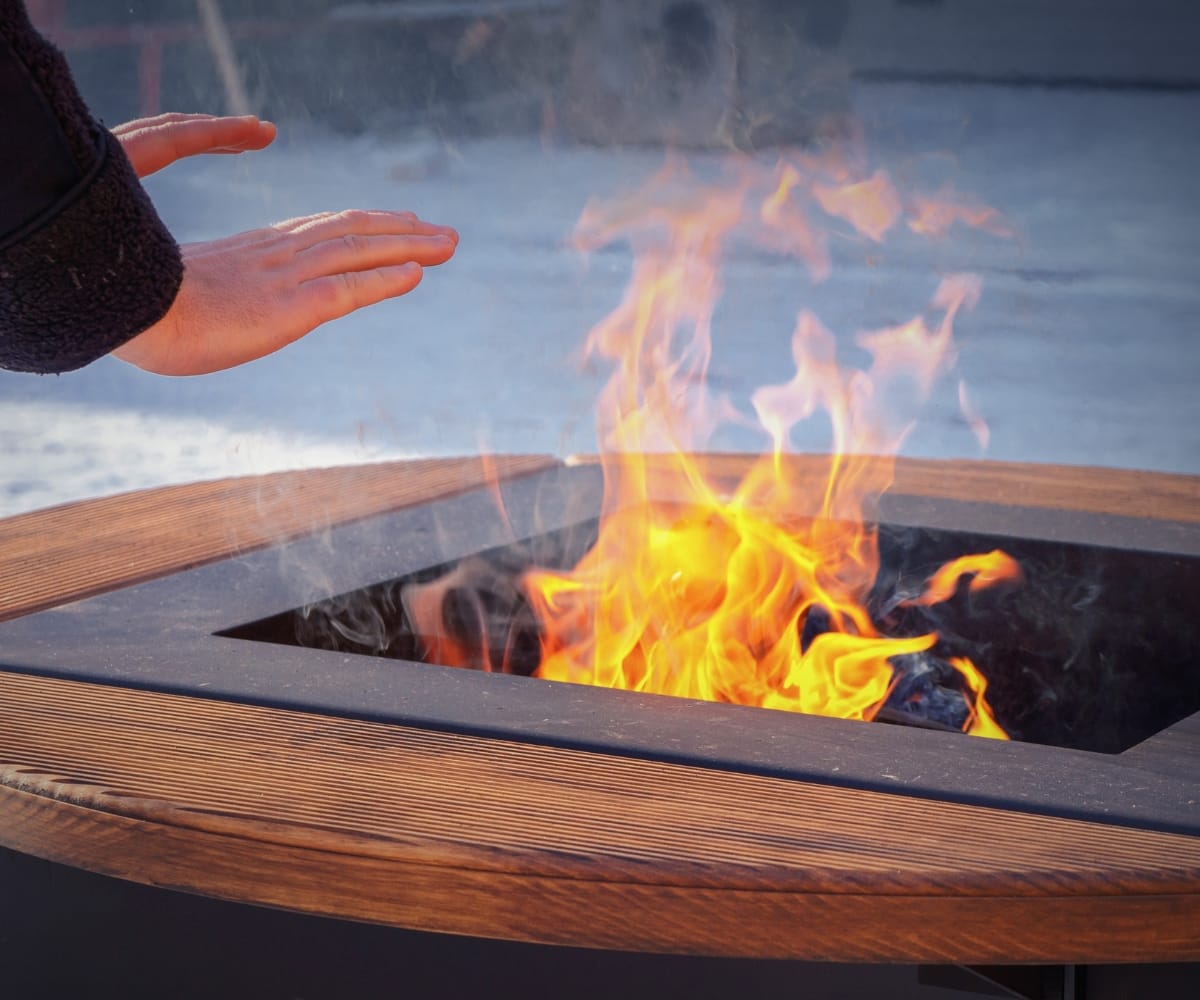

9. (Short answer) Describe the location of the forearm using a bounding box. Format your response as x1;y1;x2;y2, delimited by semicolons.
0;0;183;373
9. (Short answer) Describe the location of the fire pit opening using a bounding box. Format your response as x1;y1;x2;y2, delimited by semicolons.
220;515;1200;756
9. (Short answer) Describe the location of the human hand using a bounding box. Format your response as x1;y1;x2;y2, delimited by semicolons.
112;112;277;179
112;209;458;376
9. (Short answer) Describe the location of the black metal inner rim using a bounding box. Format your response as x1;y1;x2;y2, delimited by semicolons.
225;510;1200;756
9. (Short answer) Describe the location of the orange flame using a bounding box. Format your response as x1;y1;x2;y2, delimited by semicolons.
813;169;902;243
948;656;1008;740
515;149;1013;739
760;164;831;281
906;551;1025;608
908;186;1013;239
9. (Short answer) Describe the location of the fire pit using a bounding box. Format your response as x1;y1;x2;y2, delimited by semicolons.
226;470;1199;757
1;455;1199;974
2;457;1198;832
2;124;1198;980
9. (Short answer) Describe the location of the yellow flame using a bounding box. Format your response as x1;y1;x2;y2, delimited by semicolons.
906;551;1025;607
518;149;1013;739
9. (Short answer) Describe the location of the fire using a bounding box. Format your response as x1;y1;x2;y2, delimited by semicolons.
948;657;1009;741
905;551;1025;608
907;185;1013;239
528;149;1015;738
812;169;902;243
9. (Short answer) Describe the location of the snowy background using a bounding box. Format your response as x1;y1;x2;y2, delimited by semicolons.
2;77;1198;516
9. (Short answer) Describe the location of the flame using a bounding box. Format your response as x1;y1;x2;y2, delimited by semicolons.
905;551;1025;607
948;657;1008;740
813;169;902;243
760;164;831;281
507;149;1017;739
908;186;1013;239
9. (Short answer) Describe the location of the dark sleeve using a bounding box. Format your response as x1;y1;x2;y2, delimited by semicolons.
0;0;183;374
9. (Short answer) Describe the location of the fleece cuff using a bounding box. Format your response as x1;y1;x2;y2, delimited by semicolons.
0;126;183;374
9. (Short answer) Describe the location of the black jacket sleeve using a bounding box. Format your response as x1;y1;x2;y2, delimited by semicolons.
0;0;183;373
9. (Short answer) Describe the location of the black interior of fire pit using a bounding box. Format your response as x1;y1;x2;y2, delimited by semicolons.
220;518;1200;755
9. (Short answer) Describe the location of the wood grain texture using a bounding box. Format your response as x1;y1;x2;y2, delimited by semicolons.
0;455;556;623
886;457;1199;523
2;670;1199;962
572;454;1200;524
1;455;1198;961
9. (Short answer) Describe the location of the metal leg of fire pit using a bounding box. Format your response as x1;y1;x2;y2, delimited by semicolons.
918;964;1080;1000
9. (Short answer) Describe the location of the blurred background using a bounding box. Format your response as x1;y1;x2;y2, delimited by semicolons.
3;0;1198;514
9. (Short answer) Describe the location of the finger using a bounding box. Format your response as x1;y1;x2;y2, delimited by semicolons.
179;212;379;257
293;233;456;280
299;262;425;327
119;116;277;177
111;112;221;136
120;115;275;147
181;213;407;258
181;210;458;260
280;208;459;246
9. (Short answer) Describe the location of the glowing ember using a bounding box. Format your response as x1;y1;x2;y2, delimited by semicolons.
517;149;1016;737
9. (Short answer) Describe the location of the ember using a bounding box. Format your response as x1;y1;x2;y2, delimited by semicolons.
401;147;1020;737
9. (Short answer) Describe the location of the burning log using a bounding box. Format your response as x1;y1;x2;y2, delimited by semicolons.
881;651;973;733
799;603;834;653
401;556;541;676
800;604;975;732
403;554;995;736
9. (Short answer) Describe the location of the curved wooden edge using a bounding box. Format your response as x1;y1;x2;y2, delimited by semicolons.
2;456;1198;961
3;783;1197;964
569;454;1200;525
3;671;1200;962
0;455;558;623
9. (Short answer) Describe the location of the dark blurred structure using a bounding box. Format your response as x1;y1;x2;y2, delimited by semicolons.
561;0;851;147
27;0;1200;145
5;847;1199;999
28;0;565;133
844;0;1200;87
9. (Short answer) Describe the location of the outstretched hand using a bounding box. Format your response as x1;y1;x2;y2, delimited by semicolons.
113;210;458;376
107;113;458;376
113;112;277;178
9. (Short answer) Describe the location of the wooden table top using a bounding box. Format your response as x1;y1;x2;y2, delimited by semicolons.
1;455;1198;963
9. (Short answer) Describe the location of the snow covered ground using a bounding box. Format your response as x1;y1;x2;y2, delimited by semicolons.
2;81;1197;516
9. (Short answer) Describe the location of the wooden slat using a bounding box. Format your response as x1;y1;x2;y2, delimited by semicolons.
2;670;1199;962
888;457;1200;524
571;454;1200;524
0;455;556;623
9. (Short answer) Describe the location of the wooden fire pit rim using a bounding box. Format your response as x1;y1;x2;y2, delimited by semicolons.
4;782;1197;964
1;455;1198;963
1;460;1197;838
567;452;1200;527
3;672;1200;964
